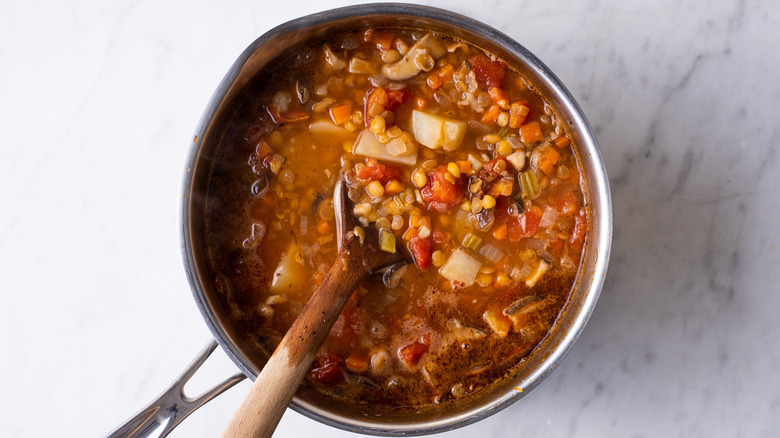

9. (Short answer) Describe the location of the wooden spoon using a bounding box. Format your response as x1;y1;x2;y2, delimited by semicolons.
220;178;410;438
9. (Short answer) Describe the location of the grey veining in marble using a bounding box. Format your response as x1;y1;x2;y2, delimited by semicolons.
0;1;778;437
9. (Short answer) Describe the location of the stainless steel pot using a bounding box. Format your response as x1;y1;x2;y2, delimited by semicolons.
108;4;612;437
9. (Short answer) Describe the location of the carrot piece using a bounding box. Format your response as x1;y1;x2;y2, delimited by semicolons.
255;140;273;157
488;87;509;108
329;103;353;126
457;160;472;174
481;104;501;124
519;121;544;143
345;353;369;373
538;148;561;176
373;32;395;52
509;101;530;128
554;135;570;148
316;220;332;234
403;227;418;241
492;223;508;240
409;215;430;228
385;180;404;195
427;73;444;90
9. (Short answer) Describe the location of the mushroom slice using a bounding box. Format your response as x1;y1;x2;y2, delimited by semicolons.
382;33;446;81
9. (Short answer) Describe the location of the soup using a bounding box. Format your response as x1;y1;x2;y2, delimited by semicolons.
204;28;586;409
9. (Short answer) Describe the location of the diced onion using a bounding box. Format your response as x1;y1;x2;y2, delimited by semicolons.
300;215;309;236
539;207;559;229
439;247;481;285
477;242;504;263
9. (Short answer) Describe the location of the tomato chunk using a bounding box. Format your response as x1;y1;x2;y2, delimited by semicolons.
421;165;464;212
409;235;433;271
570;211;586;254
356;158;403;184
507;211;540;242
309;355;345;386
469;54;506;88
365;87;407;124
400;341;429;366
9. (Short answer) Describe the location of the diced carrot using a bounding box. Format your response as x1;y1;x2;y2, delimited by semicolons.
509;101;530;128
403;227;418;241
492;223;507;240
316;220;332;234
427;73;444;90
409;215;430;228
373;32;395;53
385;180;404;195
345;353;369;373
255;140;273;157
488;87;509;108
538;148;561;176
329;103;353;126
457;160;472;174
519;121;544;143
481;104;501;125
554;135;570;148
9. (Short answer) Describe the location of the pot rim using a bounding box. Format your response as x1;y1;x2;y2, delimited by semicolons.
180;3;612;436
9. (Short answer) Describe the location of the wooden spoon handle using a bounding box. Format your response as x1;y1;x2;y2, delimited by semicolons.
220;255;367;438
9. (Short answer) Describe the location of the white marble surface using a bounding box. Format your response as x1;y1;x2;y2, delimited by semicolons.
1;0;778;437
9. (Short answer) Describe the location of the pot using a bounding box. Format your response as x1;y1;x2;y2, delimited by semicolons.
108;4;612;437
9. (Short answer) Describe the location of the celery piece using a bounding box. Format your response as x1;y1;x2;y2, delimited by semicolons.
379;229;397;253
461;232;482;250
519;170;540;199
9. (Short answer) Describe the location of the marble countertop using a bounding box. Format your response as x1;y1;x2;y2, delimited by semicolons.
1;1;778;437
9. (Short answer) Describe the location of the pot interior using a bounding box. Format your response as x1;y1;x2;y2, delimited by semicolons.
181;4;610;435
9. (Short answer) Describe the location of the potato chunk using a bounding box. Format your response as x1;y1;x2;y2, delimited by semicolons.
353;128;418;166
411;110;467;151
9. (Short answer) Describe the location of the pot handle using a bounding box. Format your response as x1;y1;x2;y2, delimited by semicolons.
106;339;246;438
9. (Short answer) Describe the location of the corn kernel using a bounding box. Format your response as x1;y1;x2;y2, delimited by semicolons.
460;200;472;212
482;195;496;209
370;116;386;134
344;121;357;132
496;140;513;156
471;197;483;213
495;272;512;287
444;172;456;184
412;169;428;188
484;133;502;144
391;215;404;230
343;141;353;152
353;203;372;216
477;272;493;287
375;217;391;229
447;162;461;178
432;250;447;267
366;180;385;198
387;126;402;138
418;225;431;239
269;130;284;148
353;226;366;243
497;112;509;127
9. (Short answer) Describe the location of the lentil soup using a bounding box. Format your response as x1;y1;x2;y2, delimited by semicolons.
204;27;587;410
